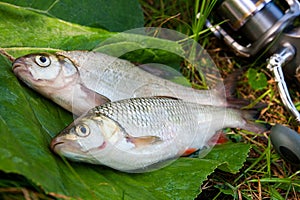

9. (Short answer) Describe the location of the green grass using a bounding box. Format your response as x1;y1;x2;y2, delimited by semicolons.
139;0;300;199
1;0;299;199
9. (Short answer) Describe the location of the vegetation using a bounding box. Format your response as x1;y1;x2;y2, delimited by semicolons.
139;0;300;199
0;0;299;199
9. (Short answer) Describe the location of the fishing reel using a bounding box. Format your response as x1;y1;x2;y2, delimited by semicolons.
206;0;300;166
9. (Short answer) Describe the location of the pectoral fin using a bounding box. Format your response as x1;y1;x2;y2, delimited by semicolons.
126;135;162;148
182;148;198;156
80;84;111;105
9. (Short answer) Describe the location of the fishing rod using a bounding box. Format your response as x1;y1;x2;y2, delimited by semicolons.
205;0;300;166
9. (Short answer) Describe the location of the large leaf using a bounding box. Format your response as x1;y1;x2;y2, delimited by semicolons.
0;1;114;56
0;53;230;199
0;2;184;63
204;142;251;174
1;0;144;31
0;52;212;199
0;2;251;199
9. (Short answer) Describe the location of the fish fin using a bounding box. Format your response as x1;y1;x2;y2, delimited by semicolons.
80;84;111;105
182;148;198;156
209;68;245;108
226;98;267;109
240;110;269;133
153;96;181;100
217;68;267;109
138;63;183;80
223;68;245;97
214;131;229;144
126;135;162;148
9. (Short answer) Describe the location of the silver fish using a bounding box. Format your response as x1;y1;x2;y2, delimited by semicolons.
12;51;225;115
50;97;263;172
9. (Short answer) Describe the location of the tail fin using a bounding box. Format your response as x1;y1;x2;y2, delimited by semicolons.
214;69;268;133
240;110;269;133
221;68;267;109
223;68;245;97
226;98;267;110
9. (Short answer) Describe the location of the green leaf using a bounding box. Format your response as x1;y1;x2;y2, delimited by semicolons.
247;68;268;91
0;1;114;56
204;142;251;173
93;32;185;64
0;54;218;199
0;55;250;199
0;2;184;64
0;2;250;199
1;0;144;31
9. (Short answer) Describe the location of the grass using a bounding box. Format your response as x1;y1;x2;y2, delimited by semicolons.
139;0;300;199
1;0;300;199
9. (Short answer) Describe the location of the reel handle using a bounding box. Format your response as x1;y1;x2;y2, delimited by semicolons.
267;44;300;122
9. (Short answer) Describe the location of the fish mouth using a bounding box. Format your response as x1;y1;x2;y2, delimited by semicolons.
50;136;92;162
12;59;31;78
50;137;64;153
50;136;73;153
50;136;83;154
12;62;22;71
12;58;26;71
12;59;39;86
11;66;34;87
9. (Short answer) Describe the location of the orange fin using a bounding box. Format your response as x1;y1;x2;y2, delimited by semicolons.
182;148;198;156
216;132;229;144
126;135;162;148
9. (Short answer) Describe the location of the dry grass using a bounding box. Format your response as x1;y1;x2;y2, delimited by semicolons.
1;1;299;199
139;0;300;199
202;38;300;199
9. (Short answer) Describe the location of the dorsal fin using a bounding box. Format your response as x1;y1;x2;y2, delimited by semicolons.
153;96;181;100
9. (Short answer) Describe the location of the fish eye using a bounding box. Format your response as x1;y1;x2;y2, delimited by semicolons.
75;124;90;137
35;55;51;67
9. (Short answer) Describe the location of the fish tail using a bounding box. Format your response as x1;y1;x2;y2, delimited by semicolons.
239;109;269;133
220;68;267;109
225;98;267;110
213;69;269;133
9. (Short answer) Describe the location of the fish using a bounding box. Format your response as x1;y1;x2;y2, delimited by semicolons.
50;97;264;172
12;51;226;116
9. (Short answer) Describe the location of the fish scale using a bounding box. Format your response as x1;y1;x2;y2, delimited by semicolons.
92;98;192;129
10;51;266;172
12;51;226;116
51;97;264;172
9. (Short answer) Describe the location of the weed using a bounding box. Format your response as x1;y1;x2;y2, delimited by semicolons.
140;0;300;199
